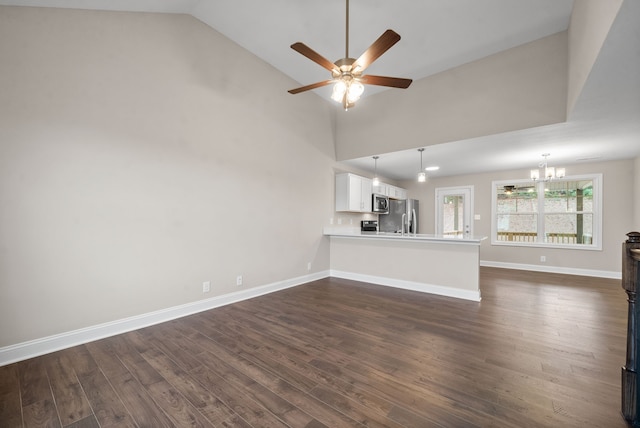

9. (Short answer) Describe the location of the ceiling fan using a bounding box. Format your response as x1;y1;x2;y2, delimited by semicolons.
501;185;536;195
287;0;412;110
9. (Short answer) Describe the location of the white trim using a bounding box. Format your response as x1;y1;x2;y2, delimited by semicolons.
0;270;330;367
330;270;482;302
480;260;621;279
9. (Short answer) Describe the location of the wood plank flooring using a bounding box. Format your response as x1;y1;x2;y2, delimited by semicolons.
0;267;631;427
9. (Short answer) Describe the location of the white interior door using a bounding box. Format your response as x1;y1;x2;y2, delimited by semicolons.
436;186;474;236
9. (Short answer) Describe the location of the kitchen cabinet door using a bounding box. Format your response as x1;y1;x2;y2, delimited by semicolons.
361;178;372;211
335;173;373;212
394;187;407;200
372;182;387;195
387;185;407;200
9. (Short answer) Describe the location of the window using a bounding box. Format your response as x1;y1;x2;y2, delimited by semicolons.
491;174;602;250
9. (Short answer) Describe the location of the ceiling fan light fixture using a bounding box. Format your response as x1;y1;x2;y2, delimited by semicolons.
346;80;364;103
331;80;347;102
331;77;364;105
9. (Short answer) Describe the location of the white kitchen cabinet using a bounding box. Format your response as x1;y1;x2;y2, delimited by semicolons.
387;184;407;200
396;187;407;200
372;182;387;195
335;173;373;212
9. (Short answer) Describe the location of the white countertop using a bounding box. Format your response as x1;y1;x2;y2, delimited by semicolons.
323;227;487;245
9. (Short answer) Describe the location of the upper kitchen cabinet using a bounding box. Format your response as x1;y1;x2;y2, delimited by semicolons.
374;181;407;199
387;185;407;200
372;182;387;195
335;173;373;212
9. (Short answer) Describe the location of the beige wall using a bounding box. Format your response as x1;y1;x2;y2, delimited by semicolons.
0;7;337;347
329;237;480;299
567;0;623;115
402;159;635;275
335;31;568;161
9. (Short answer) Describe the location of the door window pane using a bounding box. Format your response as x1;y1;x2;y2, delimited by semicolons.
436;186;474;237
442;195;465;236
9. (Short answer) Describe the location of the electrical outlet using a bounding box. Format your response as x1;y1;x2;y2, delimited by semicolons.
337;218;342;225
236;275;243;286
307;262;312;271
202;281;211;293
540;256;546;262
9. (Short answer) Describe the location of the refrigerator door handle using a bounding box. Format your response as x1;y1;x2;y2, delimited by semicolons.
401;213;406;236
412;209;417;236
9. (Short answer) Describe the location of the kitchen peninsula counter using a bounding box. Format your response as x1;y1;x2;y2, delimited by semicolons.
324;229;486;244
324;228;486;301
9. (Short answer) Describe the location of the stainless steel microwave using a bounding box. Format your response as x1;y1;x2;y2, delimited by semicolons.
372;193;389;213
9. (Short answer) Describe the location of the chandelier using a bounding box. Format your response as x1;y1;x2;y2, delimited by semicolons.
531;153;565;182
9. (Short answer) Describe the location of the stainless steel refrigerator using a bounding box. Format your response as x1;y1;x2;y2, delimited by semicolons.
379;199;419;234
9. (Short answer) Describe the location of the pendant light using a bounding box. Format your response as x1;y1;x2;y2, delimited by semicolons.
372;156;380;186
417;148;426;182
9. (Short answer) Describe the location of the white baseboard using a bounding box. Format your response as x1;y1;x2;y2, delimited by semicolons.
329;270;482;302
6;262;613;366
0;270;330;367
480;260;622;279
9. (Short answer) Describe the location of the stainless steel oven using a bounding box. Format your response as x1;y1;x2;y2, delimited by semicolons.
372;193;389;214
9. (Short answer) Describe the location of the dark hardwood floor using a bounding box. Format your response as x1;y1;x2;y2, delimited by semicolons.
0;267;631;427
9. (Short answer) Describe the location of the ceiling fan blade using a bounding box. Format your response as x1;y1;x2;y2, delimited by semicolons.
361;75;412;89
351;29;401;73
291;42;339;73
288;80;335;94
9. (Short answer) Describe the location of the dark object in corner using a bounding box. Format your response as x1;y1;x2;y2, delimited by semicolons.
621;231;640;425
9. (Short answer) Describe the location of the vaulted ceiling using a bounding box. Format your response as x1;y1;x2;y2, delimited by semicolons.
2;0;639;179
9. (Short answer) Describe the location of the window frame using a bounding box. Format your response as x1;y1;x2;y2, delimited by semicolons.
490;174;603;251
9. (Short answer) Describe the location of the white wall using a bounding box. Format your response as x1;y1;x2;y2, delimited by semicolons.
0;7;337;347
403;159;635;276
